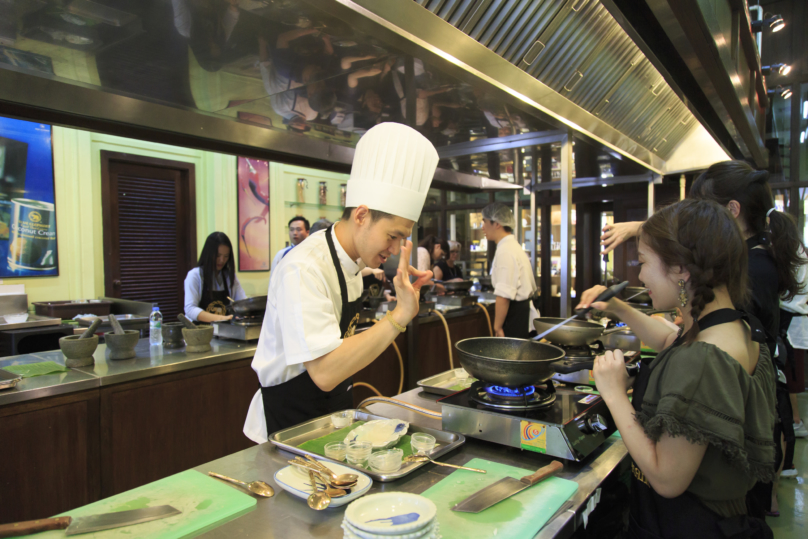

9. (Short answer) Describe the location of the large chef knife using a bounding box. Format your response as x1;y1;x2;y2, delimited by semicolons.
0;505;181;537
452;461;563;514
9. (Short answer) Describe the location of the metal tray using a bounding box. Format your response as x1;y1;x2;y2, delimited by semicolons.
269;410;464;482
0;314;63;331
0;369;22;391
417;368;477;396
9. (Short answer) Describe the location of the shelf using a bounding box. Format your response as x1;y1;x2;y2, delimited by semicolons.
285;202;345;211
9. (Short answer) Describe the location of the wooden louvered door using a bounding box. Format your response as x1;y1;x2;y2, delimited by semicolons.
101;152;196;321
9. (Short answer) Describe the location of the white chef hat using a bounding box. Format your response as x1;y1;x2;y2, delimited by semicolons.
482;202;515;229
346;123;439;222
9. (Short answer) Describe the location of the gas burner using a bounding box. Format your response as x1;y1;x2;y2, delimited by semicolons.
232;315;263;327
470;381;556;411
485;385;536;399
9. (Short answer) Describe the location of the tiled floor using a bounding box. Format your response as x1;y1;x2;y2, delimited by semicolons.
770;393;807;537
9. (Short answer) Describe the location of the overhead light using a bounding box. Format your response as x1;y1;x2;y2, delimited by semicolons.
752;14;785;33
801;131;806;144
762;63;791;76
803;102;808;119
769;85;793;99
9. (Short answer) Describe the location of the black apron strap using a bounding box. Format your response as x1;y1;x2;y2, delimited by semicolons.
261;224;361;436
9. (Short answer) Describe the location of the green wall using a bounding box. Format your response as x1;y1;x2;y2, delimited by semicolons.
12;126;348;305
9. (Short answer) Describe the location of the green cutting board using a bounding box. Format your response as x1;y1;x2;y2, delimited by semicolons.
21;470;256;538
421;458;578;539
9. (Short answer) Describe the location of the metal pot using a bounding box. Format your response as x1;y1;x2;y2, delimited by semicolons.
600;327;641;352
622;287;651;304
231;296;267;316
434;280;474;292
533;317;607;347
455;337;566;387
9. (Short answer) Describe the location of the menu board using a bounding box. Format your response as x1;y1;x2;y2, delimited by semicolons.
0;116;58;277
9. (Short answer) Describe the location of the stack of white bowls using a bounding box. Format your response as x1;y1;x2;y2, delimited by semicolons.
342;493;439;539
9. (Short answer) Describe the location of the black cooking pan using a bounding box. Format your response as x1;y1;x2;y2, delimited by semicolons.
455;338;566;387
456;337;639;386
433;280;474;292
231;296;268;316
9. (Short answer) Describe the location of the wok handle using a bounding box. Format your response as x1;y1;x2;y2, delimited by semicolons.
551;358;641;376
575;281;628;318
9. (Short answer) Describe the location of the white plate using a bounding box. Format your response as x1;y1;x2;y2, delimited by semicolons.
343;518;438;539
345;493;437;535
274;462;372;508
345;419;410;449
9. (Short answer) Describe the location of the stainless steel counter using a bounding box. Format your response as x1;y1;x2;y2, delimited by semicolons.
193;388;628;539
0;338;257;406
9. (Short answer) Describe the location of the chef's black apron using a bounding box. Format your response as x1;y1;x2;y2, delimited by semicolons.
628;308;772;539
502;298;531;339
199;272;231;316
261;225;361;436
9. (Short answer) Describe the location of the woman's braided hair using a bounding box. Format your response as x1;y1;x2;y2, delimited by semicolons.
640;199;749;344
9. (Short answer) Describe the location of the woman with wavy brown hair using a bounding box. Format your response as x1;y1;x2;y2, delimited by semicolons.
579;198;776;538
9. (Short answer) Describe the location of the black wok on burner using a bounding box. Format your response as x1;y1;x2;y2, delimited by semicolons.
454;338;566;387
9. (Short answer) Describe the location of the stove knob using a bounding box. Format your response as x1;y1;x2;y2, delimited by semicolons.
578;414;608;434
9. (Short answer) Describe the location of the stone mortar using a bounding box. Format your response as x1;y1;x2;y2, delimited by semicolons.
162;322;185;349
104;330;139;360
60;335;99;368
182;326;214;353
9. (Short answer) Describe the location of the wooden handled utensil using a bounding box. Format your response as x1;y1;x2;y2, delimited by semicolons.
452;461;564;513
107;314;125;335
79;318;101;339
177;314;197;330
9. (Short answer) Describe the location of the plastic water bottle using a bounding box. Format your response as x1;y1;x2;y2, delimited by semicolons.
149;306;163;345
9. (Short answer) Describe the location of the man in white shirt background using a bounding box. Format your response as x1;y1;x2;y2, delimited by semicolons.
271;216;310;270
482;203;538;339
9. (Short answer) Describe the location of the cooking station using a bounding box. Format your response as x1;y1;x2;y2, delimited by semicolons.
212;296;267;342
425;280;479;309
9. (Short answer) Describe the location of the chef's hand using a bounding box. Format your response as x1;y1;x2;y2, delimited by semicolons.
392;240;432;322
600;221;642;255
371;268;385;281
593;350;633;403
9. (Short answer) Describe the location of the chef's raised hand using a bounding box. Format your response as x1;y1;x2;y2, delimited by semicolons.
392;240;432;321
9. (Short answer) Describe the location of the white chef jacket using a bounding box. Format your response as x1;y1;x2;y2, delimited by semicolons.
416;246;432;273
183;267;246;322
270;245;293;271
490;234;537;301
243;227;366;443
781;251;808;350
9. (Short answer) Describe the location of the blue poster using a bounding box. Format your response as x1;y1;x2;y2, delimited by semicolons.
0;116;58;277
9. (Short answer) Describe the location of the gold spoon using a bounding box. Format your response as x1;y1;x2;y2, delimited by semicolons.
208;472;275;497
303;455;360;486
403;455;487;473
307;471;331;510
310;474;348;498
290;460;358;489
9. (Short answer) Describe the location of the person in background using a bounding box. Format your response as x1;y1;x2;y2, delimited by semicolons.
310;218;333;235
778;247;808;482
185;232;247;322
482;203;536;338
579;198;775;538
417;235;445;294
271;216;310;270
433;240;464;281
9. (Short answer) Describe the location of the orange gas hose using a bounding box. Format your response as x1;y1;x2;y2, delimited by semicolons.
353;382;382;397
429;309;453;370
476;304;493;336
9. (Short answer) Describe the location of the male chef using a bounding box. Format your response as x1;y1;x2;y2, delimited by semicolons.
244;123;439;442
482;202;537;339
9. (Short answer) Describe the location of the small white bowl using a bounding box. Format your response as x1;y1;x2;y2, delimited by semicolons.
3;313;29;324
368;449;403;474
342;519;439;539
345;492;437;535
346;441;373;465
410;433;436;455
332;410;354;429
325;441;347;461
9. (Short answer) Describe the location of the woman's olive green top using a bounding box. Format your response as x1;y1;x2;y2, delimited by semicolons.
635;341;777;517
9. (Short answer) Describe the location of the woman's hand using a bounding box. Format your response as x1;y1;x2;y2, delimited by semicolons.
593;350;633;403
600;221;642;255
392;240;432;322
575;285;621;314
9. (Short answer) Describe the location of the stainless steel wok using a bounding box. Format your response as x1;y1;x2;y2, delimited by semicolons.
533;317;629;347
434;280;474;292
622;287;651;304
455;337;566;387
231;296;268;316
